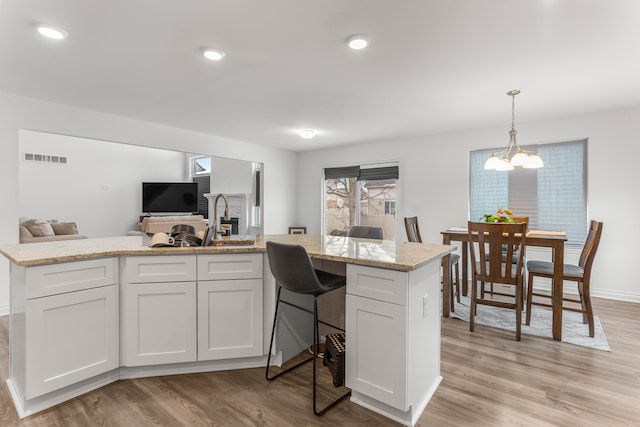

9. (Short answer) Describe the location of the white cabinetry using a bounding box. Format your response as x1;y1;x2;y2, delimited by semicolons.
14;258;119;400
121;253;263;366
121;255;197;366
346;262;441;427
197;254;263;360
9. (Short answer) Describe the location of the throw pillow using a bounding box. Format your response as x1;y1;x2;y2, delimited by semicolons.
19;226;34;240
51;222;79;235
25;219;55;237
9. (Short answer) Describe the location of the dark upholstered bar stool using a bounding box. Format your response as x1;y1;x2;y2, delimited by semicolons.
348;226;383;239
265;241;351;416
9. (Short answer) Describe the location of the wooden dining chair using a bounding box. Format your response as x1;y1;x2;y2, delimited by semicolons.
468;221;527;341
526;220;603;337
405;217;461;310
404;216;422;243
486;216;529;301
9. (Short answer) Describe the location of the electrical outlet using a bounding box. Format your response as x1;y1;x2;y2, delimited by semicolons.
423;293;429;317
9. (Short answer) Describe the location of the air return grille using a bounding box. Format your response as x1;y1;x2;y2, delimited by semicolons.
23;153;68;164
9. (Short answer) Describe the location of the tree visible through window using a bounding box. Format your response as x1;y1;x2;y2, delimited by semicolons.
324;165;398;240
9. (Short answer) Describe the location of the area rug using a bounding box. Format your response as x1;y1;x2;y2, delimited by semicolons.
448;296;610;351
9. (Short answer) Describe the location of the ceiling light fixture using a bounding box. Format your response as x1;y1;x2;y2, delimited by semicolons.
202;48;225;61
346;34;369;50
484;90;543;171
36;23;68;40
297;129;317;139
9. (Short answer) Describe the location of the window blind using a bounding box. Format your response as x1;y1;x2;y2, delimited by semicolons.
324;165;399;180
469;139;587;245
358;166;399;181
324;166;360;179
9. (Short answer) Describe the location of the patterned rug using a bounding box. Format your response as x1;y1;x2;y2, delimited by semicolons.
448;296;610;351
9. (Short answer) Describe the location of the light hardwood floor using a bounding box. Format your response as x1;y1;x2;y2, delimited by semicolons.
1;297;638;426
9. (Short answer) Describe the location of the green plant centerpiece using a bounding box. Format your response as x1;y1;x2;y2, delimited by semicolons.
481;207;516;223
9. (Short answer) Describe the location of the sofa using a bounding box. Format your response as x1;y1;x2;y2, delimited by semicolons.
19;218;88;244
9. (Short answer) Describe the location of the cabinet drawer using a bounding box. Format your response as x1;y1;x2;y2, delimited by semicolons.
197;253;263;280
346;264;408;305
26;257;118;299
124;255;196;283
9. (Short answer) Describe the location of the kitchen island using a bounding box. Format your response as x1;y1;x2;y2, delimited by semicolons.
1;234;454;426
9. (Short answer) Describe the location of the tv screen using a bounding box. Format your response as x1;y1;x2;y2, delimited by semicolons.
142;182;198;213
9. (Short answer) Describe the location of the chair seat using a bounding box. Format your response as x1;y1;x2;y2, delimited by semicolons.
527;260;584;279
451;253;460;263
313;269;347;295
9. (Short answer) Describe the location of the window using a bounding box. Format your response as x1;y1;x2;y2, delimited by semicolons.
192;156;211;175
324;164;399;240
469;139;587;245
384;200;396;215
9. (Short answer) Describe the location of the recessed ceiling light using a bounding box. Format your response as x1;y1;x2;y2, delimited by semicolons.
346;34;369;50
202;48;226;61
36;23;68;40
298;129;317;139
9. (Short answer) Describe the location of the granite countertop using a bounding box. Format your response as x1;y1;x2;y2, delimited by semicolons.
0;234;455;271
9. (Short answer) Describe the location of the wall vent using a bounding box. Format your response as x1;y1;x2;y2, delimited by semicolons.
23;153;68;164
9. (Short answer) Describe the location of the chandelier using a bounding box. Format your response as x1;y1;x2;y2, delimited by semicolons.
484;90;543;171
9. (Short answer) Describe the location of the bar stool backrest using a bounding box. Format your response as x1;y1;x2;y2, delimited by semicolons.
266;241;321;294
348;226;383;239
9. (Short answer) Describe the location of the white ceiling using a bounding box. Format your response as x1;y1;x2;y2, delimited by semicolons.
2;0;640;152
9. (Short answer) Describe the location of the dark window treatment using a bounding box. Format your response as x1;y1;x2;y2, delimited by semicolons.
192;176;210;218
358;166;399;181
324;166;399;180
324;166;360;179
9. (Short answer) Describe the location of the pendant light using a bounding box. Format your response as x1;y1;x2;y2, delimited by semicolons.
484;90;543;170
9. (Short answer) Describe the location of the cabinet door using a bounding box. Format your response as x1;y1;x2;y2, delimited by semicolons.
345;294;408;411
123;281;196;366
197;279;263;360
26;284;119;399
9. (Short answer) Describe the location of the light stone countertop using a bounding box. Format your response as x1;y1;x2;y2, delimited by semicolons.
0;234;455;271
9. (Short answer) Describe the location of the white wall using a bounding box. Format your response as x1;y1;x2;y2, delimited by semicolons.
211;157;253;194
297;106;640;303
19;130;188;237
0;92;298;315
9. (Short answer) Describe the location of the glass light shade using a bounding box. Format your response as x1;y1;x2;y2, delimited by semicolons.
510;151;529;167
484;155;502;170
523;154;544;168
37;25;67;40
346;34;369;50
495;158;514;171
297;129;316;139
203;49;225;61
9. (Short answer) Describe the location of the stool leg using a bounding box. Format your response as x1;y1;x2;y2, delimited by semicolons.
455;261;461;303
266;287;313;381
312;296;351;416
525;271;534;326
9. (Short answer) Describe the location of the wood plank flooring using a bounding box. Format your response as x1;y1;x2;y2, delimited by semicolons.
1;297;638;426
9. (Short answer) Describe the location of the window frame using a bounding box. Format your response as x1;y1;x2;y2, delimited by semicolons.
323;163;400;238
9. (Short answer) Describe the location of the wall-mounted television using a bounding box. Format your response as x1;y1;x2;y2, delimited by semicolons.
142;182;198;213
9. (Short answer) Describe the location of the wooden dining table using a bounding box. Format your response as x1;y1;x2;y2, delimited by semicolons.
441;227;568;341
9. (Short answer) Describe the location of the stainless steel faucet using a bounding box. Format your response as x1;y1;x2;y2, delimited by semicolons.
212;193;230;240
